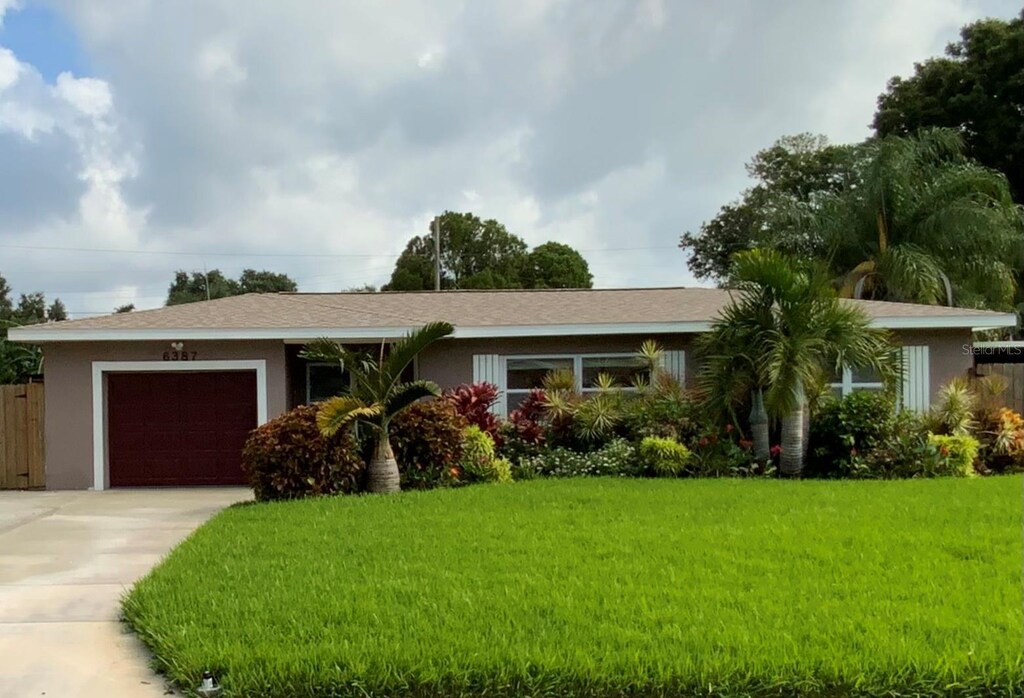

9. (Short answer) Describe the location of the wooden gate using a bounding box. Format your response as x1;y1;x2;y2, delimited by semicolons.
0;383;45;489
973;363;1024;415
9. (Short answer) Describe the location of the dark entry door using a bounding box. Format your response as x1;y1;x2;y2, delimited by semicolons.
107;371;257;487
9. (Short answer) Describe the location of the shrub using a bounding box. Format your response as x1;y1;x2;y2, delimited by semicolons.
571;392;624;447
928;434;980;477
845;410;940;479
977;407;1024;474
459;425;512;484
638;436;692;477
390;399;467;490
622;374;700;442
687;425;766;477
241;405;365;501
444;382;502;445
928;378;976;436
508;389;547;445
523;439;639;478
807;391;898;478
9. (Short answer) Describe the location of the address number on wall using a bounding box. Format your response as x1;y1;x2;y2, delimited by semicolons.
163;351;198;361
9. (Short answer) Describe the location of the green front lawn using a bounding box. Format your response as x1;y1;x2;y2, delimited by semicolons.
123;477;1023;697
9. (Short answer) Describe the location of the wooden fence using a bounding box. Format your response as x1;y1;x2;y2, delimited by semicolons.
973;363;1024;415
0;383;45;489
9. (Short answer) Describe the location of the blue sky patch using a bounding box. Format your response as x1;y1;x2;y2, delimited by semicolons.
0;2;90;82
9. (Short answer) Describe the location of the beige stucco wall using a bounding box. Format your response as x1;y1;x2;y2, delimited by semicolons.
35;328;975;490
41;341;288;490
892;328;973;398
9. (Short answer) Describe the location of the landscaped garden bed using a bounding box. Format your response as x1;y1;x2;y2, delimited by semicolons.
123;476;1023;697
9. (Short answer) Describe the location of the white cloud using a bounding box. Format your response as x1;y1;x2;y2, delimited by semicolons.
0;46;20;90
54;72;113;118
0;0;1019;315
0;0;20;27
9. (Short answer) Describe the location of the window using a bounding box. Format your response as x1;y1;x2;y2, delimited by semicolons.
306;363;348;404
503;354;651;415
829;364;884;397
505;357;573;414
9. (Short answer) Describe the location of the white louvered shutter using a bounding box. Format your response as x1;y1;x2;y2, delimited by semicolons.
472;354;505;417
900;345;930;412
662;350;686;385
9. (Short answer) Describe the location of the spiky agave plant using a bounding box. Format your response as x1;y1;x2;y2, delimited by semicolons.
300;321;454;494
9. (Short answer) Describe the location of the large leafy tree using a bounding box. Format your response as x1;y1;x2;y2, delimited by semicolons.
809;129;1023;310
697;250;894;475
873;12;1024;203
521;242;593;289
166;268;298;305
681;134;862;281
0;273;65;384
383;211;593;290
300;322;455;494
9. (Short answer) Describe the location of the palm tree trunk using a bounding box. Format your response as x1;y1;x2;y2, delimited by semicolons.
749;389;770;461
780;382;805;477
367;436;401;493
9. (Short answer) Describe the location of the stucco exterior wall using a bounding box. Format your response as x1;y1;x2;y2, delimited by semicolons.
41;341;288;490
892;328;973;398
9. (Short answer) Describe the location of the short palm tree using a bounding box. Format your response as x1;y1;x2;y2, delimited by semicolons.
300;321;454;493
698;250;895;475
814;128;1022;309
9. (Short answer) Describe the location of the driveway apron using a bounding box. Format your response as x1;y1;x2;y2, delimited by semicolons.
0;488;248;697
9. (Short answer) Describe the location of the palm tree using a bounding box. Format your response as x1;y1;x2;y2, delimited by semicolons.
300;321;454;493
698;250;895;475
813;128;1022;309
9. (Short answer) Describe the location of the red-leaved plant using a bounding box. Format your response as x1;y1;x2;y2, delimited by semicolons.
509;389;547;445
443;382;503;444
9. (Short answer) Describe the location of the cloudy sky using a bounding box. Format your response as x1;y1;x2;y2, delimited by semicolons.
0;0;1019;317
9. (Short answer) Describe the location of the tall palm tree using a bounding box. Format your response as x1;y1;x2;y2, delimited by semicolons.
301;321;454;493
814;128;1023;309
698;250;895;475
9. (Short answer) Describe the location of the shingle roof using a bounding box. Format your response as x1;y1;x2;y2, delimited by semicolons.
10;287;1017;341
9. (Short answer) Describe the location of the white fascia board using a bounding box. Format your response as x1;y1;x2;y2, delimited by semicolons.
10;322;716;343
870;313;1018;331
10;314;1016;343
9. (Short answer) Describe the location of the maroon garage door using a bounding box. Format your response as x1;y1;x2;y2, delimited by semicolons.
108;371;257;487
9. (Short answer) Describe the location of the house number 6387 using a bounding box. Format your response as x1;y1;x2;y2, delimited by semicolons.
162;351;198;361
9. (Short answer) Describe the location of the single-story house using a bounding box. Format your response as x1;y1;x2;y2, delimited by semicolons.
10;287;1016;490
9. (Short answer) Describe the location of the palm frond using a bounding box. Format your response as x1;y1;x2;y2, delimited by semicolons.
382;321;454;388
316;396;382;436
384;380;441;417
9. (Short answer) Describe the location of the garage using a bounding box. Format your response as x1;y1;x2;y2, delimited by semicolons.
107;371;258;487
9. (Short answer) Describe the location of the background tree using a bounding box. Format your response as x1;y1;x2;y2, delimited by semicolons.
522;242;593;289
238;269;299;294
808;129;1022;309
385;212;528;290
873;12;1024;203
114;304;135;313
0;273;65;383
166;269;297;305
383;211;593;290
681;134;862;281
47;299;67;322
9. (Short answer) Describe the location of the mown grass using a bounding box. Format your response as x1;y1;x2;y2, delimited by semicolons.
123;477;1023;697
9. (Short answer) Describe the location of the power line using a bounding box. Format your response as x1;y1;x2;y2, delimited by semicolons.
0;242;679;257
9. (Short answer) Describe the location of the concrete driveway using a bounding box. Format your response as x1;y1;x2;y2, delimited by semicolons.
0;488;249;697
